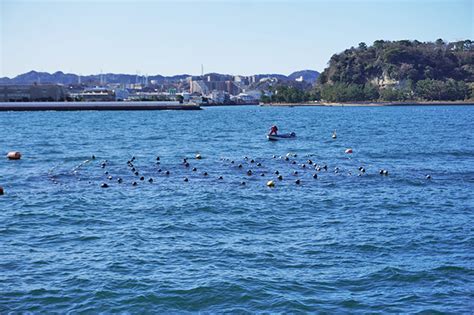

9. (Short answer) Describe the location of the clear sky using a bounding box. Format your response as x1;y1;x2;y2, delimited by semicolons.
0;0;472;77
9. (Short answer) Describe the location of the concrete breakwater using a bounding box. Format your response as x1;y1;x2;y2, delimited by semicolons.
0;101;201;111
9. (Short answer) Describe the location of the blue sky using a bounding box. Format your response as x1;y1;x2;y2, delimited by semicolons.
0;0;472;77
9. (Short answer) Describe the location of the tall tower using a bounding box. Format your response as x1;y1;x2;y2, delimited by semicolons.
136;70;141;85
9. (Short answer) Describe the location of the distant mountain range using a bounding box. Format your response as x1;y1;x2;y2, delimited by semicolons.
0;70;319;85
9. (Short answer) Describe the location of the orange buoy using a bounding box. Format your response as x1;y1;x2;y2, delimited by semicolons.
345;148;353;154
7;151;22;160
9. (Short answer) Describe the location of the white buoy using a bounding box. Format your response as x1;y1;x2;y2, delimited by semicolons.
7;151;22;160
332;130;337;139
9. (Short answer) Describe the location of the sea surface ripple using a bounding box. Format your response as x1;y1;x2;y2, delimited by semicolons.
1;105;473;313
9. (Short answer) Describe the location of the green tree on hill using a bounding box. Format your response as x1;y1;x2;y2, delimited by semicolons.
317;39;474;102
268;85;314;103
415;79;469;101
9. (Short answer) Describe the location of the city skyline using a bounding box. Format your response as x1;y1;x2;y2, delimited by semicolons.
1;0;472;78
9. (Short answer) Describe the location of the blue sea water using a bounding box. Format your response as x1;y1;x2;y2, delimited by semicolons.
0;105;473;313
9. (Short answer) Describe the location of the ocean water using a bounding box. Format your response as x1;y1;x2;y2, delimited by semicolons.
1;105;473;313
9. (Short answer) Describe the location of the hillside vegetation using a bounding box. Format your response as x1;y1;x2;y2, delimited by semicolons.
317;39;474;102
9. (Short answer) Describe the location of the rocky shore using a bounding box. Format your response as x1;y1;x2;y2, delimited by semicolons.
260;100;474;107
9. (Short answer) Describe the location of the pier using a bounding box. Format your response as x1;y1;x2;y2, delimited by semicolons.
0;101;201;111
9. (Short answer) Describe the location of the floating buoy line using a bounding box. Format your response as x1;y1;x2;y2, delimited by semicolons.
0;149;438;195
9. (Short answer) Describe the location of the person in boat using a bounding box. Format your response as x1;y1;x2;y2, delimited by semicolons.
269;125;278;136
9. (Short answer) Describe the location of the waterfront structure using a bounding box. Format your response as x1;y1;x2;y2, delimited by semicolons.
233;92;260;104
0;101;200;111
241;90;262;100
179;92;191;103
79;87;115;102
114;89;130;101
209;90;227;104
0;84;68;102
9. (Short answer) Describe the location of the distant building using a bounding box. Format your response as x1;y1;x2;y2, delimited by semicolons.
168;88;177;95
80;87;115;101
206;81;225;93
190;80;209;94
241;90;262;100
179;92;191;102
206;73;225;82
190;75;243;96
234;76;250;85
125;83;143;90
234;92;260;104
225;81;241;95
0;84;68;102
209;90;227;104
114;89;130;101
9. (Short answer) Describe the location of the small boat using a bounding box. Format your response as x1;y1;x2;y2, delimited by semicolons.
267;132;296;141
332;130;337;139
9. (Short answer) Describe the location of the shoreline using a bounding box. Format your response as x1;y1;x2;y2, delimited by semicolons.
260;100;474;107
1;100;473;111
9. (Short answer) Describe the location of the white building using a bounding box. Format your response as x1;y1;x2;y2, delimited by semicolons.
190;80;209;94
235;92;260;104
210;90;226;103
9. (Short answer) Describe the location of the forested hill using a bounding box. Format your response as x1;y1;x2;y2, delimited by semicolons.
317;39;474;102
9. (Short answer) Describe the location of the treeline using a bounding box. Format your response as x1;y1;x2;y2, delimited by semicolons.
318;79;471;102
260;86;315;103
316;39;474;102
260;79;472;103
